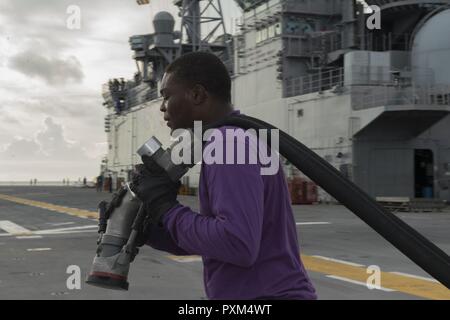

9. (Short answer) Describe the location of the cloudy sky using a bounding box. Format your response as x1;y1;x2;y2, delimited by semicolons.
0;0;241;182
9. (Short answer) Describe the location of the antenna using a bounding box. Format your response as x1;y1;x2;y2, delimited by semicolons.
175;0;232;69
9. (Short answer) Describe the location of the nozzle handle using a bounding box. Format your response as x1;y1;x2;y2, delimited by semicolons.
97;201;109;234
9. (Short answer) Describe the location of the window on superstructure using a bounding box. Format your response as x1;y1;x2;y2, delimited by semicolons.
275;23;282;36
261;28;268;41
256;30;262;43
256;22;282;45
255;2;267;14
268;25;275;38
285;17;315;36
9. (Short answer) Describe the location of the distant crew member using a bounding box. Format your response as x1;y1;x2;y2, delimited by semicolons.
96;175;103;192
108;174;113;193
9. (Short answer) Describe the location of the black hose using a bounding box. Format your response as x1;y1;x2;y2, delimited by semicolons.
207;114;450;288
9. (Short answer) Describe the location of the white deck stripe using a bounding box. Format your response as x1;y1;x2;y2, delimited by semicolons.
43;230;97;235
0;220;32;235
326;275;396;292
0;225;97;237
296;222;331;226
34;225;97;234
168;256;202;263
46;222;75;227
27;248;52;252
16;236;43;239
312;255;365;267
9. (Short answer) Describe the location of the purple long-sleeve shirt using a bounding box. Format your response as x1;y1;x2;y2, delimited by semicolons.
146;111;317;300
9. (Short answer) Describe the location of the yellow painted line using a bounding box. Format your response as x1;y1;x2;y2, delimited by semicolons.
0;194;97;219
301;255;450;300
166;254;450;300
167;255;202;263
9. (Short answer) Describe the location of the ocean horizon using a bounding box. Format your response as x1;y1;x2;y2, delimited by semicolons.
0;181;93;186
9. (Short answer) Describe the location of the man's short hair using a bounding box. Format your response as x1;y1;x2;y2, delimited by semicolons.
166;51;231;103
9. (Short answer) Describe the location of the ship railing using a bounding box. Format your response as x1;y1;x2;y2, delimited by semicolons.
126;86;159;109
351;85;450;110
284;66;449;108
284;32;342;57
282;0;341;16
285;68;344;97
285;66;401;98
242;1;283;25
284;32;412;59
359;33;412;52
242;0;340;24
344;66;423;88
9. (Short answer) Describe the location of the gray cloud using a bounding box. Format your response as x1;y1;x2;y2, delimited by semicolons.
0;0;148;40
2;138;40;159
0;114;20;125
0;116;105;180
0;88;106;152
8;50;84;85
1;116;95;161
0;0;241;180
25;94;103;120
41;117;98;161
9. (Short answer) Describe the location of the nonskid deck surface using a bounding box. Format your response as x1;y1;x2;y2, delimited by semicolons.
0;186;448;300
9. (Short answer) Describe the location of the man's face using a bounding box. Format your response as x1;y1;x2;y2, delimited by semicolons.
160;72;195;132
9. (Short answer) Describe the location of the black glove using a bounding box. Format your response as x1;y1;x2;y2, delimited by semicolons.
129;163;181;227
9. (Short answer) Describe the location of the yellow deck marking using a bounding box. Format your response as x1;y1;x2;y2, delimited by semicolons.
167;255;203;263
301;255;450;300
0;194;97;219
167;254;450;300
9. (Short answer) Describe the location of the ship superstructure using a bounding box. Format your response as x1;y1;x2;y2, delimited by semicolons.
102;0;450;202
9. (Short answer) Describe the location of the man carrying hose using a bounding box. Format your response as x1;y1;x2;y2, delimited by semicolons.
129;52;317;300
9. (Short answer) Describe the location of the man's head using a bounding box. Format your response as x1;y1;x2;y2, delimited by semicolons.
160;52;232;131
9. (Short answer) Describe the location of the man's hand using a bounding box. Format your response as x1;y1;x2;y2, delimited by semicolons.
129;164;181;226
130;163;181;247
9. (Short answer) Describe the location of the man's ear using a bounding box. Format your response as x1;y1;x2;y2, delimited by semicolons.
189;84;208;106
